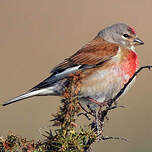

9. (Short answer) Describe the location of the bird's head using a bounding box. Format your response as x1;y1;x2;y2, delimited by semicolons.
98;23;144;49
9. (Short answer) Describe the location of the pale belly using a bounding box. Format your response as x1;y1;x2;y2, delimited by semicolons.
80;65;135;105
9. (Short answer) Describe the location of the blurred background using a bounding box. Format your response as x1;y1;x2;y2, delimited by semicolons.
0;0;152;151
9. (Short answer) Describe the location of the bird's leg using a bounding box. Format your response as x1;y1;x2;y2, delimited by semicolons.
88;98;125;112
88;97;108;108
94;99;120;139
87;98;114;138
87;98;110;123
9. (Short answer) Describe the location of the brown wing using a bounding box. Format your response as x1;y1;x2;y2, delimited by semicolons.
51;36;119;73
30;37;119;91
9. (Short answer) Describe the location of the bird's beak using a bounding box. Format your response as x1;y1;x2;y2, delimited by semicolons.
134;37;144;45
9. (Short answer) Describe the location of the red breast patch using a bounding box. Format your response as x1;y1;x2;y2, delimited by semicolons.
122;50;139;82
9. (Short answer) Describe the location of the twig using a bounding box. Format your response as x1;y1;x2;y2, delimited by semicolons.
111;65;152;105
77;112;91;120
90;65;152;142
101;136;129;142
78;102;95;117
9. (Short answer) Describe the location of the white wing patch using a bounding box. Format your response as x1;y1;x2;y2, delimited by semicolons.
54;65;81;77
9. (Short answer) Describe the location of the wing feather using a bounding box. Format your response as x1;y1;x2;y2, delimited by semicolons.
51;37;119;73
31;37;119;91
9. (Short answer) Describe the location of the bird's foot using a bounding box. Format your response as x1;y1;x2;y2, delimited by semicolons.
88;97;108;108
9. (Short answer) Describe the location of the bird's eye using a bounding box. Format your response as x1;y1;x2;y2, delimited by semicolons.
123;34;131;38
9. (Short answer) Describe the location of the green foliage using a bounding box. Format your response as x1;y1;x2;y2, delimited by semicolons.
0;72;98;152
43;127;96;152
0;133;44;152
43;72;97;151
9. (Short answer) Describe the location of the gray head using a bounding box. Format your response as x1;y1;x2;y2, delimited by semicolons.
98;23;144;48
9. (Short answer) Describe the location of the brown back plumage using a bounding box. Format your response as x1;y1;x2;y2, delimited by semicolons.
51;37;119;73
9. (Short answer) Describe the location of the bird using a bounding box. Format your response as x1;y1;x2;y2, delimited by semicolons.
2;23;144;107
